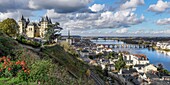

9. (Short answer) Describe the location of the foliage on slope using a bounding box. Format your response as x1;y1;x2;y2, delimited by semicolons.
41;44;89;78
0;31;94;85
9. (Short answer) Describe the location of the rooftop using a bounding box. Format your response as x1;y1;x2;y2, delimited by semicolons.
134;64;146;67
145;72;159;79
133;54;148;60
81;50;89;53
122;68;138;74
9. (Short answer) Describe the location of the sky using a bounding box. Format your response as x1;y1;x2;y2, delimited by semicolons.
0;0;170;37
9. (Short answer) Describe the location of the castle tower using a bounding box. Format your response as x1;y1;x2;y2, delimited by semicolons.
27;18;30;24
40;16;49;38
18;15;27;35
48;18;52;24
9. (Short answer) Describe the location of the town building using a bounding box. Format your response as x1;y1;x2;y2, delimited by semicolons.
80;50;89;57
18;15;52;38
140;72;159;84
133;64;146;73
123;54;133;66
123;54;149;66
156;42;170;50
133;64;157;73
118;68;138;76
132;54;149;65
144;64;157;73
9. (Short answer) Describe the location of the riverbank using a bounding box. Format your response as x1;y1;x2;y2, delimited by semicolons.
91;40;170;71
153;46;170;52
88;39;170;84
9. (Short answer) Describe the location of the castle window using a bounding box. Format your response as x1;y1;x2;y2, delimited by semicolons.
41;33;43;37
29;28;32;31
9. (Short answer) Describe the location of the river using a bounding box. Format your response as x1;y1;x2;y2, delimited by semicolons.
91;40;170;71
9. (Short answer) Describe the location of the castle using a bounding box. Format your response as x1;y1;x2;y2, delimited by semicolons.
18;15;52;38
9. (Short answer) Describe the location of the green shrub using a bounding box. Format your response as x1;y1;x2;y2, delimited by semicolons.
3;69;13;78
29;60;55;83
0;36;18;56
16;36;41;48
18;70;29;82
16;35;26;41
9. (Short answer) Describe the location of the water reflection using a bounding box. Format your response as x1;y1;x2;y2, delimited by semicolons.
156;50;170;56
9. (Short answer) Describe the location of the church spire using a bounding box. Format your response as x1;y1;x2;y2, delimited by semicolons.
49;18;52;24
21;15;25;20
68;30;70;39
41;17;44;22
44;15;48;22
27;18;30;23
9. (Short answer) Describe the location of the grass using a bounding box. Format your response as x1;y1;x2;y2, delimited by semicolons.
41;44;89;78
0;77;37;85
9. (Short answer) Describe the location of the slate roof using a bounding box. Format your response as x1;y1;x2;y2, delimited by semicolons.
134;64;146;67
145;73;159;79
81;50;89;53
122;68;138;74
125;60;133;63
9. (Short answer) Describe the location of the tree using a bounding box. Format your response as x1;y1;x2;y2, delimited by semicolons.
115;56;125;71
104;66;108;77
157;63;163;71
89;55;93;59
0;18;19;37
44;22;63;44
96;53;103;58
105;52;116;59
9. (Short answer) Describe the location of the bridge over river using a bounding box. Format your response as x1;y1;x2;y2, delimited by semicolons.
92;40;151;48
96;44;150;48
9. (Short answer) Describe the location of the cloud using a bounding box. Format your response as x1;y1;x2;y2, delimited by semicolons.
128;29;170;36
148;0;170;13
89;4;105;12
0;0;33;21
96;9;145;28
0;0;145;34
152;30;170;34
62;28;170;36
0;10;33;21
0;0;29;12
116;28;128;33
156;18;170;25
0;11;19;21
120;0;145;9
0;0;92;13
28;0;92;13
0;0;92;21
46;9;144;30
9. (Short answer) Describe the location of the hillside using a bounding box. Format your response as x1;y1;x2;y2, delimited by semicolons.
0;31;94;85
